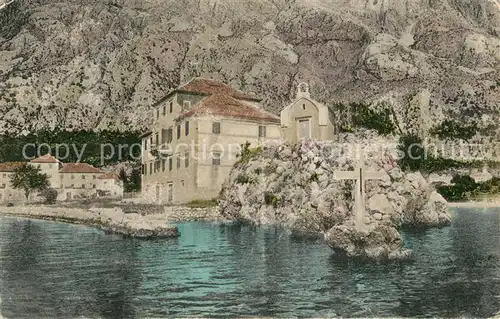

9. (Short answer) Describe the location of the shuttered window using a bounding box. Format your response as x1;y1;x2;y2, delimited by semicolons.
161;129;167;144
258;126;266;137
212;152;221;166
212;122;220;134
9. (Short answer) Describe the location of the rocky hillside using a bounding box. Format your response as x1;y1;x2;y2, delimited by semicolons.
218;132;451;260
0;0;499;134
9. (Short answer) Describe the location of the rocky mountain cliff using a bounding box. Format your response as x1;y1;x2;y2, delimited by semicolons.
0;0;499;135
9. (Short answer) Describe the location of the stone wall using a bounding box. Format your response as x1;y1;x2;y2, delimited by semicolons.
0;205;179;238
163;206;223;222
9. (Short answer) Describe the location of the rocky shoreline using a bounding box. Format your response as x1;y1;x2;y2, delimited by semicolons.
0;206;181;239
219;133;453;262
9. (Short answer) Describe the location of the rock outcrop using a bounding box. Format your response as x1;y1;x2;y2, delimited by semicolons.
0;0;499;137
0;206;180;238
93;209;180;238
219;132;451;261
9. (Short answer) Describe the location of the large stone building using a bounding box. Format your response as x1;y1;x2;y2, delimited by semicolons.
98;173;124;198
58;163;109;200
141;78;282;204
31;153;63;188
0;154;124;203
0;162;25;202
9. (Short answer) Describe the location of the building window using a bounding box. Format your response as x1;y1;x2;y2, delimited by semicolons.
149;163;153;174
169;157;173;171
93;184;96;188
71;175;75;180
82;184;85;189
185;121;189;136
144;139;148;150
163;105;166;115
212;122;221;134
302;103;306;110
156;108;159;119
169;101;173;113
49;164;53;168
212;152;221;166
71;184;74;188
162;159;166;172
93;175;96;180
155;133;159;146
183;101;191;109
177;125;181;139
259;125;266;137
177;156;180;169
185;152;189;167
161;129;167;144
143;164;147;175
82;175;86;179
181;180;185;186
167;127;173;143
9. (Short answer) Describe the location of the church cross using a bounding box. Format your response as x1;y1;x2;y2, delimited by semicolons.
334;153;386;228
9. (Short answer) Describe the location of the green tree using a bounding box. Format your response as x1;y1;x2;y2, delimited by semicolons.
10;164;50;200
436;175;479;202
127;168;142;192
429;119;477;140
118;168;128;185
397;134;426;171
40;187;58;204
337;102;396;136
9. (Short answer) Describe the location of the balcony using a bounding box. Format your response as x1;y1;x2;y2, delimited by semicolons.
150;144;159;157
150;144;172;157
158;144;173;156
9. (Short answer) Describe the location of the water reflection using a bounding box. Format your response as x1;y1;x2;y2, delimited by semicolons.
0;209;498;318
0;218;141;318
395;209;500;317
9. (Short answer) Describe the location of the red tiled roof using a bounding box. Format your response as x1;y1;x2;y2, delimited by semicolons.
59;163;103;174
31;154;60;163
176;78;261;102
0;162;24;172
98;172;120;180
177;94;280;123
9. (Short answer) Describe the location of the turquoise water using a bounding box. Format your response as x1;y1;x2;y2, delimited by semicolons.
0;209;499;318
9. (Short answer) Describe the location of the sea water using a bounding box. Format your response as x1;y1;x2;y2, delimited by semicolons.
0;208;498;318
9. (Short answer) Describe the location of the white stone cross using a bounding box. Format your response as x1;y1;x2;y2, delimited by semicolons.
334;152;386;228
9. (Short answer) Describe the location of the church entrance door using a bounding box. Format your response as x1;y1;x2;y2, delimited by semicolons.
297;118;311;139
